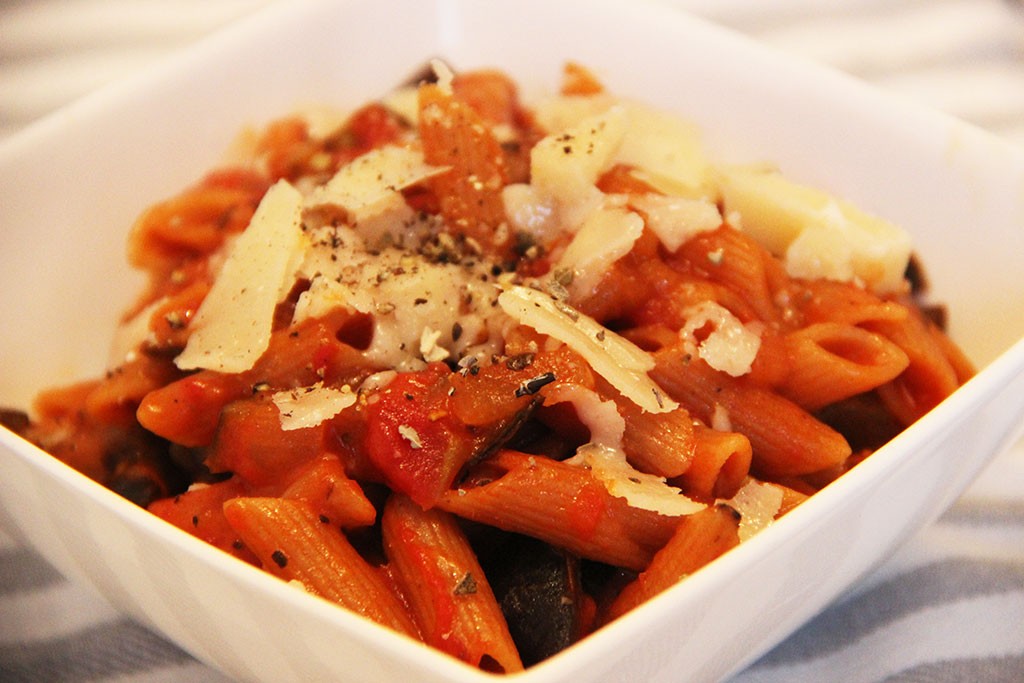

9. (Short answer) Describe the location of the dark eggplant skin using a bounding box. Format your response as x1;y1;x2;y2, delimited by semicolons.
479;532;584;667
0;408;30;434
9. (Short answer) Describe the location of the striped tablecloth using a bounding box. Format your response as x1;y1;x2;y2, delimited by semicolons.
2;1;1023;681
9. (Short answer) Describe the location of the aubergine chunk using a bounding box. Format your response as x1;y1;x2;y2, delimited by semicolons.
481;532;585;666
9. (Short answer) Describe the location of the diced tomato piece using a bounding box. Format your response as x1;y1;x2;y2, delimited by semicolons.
363;365;473;508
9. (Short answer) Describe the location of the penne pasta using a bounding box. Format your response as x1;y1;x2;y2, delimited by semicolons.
867;307;965;425
281;454;377;529
671;225;788;325
382;494;523;672
418;83;511;259
779;322;910;411
604;505;740;622
607;382;752;500
652;342;852;478
673;424;753;501
439;450;681;571
224;496;421;639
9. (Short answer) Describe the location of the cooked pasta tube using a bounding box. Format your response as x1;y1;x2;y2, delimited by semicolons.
439;450;681;571
604;504;740;622
223;497;420;639
779;322;910;411
652;343;852;478
382;494;523;673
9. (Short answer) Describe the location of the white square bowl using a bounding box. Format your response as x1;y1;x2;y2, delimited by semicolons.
2;1;1024;682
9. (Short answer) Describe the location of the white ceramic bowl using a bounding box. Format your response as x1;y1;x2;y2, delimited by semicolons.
2;1;1024;681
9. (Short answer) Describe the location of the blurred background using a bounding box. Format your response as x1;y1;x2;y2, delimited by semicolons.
3;0;1023;145
2;1;1023;682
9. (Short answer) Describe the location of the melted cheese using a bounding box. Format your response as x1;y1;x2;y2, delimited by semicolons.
293;225;508;371
175;180;305;373
680;301;762;377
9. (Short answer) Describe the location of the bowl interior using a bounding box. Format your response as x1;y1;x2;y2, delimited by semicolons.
2;1;1024;682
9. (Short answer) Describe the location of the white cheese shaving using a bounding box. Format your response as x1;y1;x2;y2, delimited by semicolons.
555;202;644;298
530;94;714;198
722;479;784;542
710;403;733;432
398;424;423;449
272;382;357;431
419;326;449;363
529;105;628;230
680;301;762;377
615;101;715;199
502;183;558;243
175;179;305;373
296;104;348;140
497;285;676;413
306;145;447;223
629;193;722;252
716;165;912;294
531;93;617;134
567;443;704;516
381;85;421;125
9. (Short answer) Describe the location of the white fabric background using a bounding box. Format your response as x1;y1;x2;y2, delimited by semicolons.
2;1;1023;681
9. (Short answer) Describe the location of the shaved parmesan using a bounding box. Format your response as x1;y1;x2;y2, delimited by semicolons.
630;193;722;252
176;180;305;373
710;403;733;432
381;86;421;125
568;443;704;516
717;165;912;293
273;383;357;431
680;301;762;377
530;105;627;229
498;285;676;413
419;327;449;363
723;479;784;542
555;203;644;298
306;145;447;222
502;183;558;243
530;92;617;135
615;102;715;199
398;424;423;449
